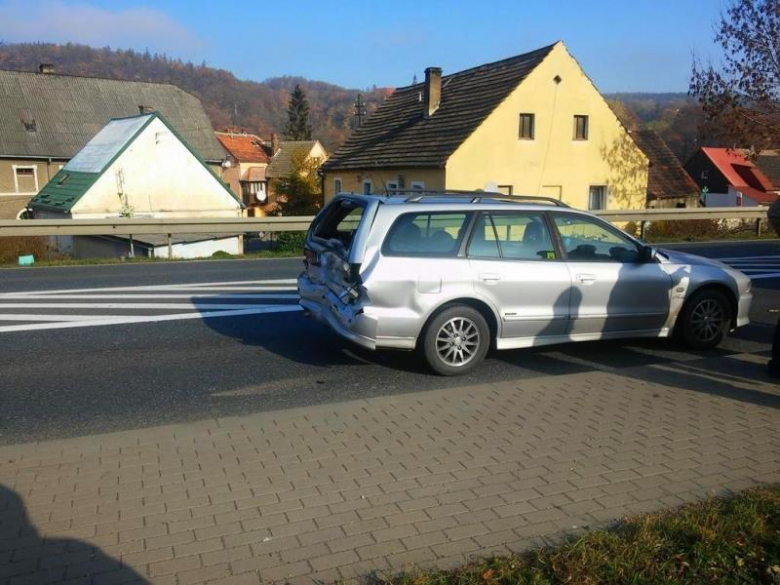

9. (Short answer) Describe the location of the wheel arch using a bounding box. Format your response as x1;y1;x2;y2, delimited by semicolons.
417;297;500;349
680;282;739;329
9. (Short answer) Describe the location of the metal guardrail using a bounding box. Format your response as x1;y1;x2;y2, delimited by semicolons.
0;216;314;237
0;207;768;237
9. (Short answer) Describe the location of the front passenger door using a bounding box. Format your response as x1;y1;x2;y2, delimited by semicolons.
552;213;672;336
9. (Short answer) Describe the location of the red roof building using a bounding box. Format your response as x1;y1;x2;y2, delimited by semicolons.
684;147;778;206
215;132;275;215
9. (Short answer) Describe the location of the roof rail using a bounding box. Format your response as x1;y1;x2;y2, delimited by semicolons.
388;189;569;207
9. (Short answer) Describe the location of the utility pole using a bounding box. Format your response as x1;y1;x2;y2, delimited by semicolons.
353;93;366;129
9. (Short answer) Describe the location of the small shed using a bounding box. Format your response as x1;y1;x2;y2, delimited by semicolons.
30;112;243;258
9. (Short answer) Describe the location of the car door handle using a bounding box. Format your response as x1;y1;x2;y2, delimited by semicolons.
479;273;501;284
577;273;597;285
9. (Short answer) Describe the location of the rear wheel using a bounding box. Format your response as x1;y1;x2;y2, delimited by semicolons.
677;289;732;350
422;306;489;376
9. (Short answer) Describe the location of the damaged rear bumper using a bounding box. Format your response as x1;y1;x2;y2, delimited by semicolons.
298;273;378;350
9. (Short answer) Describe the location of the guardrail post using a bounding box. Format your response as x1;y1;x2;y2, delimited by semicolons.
639;220;647;240
167;234;173;259
755;218;762;237
129;234;135;259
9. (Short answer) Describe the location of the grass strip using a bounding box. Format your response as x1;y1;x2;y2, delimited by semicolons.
375;485;780;585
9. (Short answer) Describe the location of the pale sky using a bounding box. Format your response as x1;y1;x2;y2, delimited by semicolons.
0;0;727;92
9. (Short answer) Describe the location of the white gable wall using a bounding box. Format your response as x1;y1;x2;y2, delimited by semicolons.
71;117;241;218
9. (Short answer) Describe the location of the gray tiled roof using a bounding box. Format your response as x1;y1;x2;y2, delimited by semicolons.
0;70;226;162
321;43;556;172
266;140;319;177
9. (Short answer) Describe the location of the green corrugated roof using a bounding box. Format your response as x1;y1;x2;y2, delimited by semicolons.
31;170;100;212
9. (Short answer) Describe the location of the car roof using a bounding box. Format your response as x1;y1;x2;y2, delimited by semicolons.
332;192;580;213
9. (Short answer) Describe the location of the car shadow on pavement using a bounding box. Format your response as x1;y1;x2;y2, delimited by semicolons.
199;308;431;374
0;484;148;583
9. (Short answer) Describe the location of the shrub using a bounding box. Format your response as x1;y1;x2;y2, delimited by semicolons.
0;236;49;264
274;231;306;253
645;219;724;242
211;250;234;259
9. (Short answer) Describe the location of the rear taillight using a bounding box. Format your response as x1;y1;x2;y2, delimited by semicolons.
304;248;319;266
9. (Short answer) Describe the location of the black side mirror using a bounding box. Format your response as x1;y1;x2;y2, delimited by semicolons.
640;246;657;263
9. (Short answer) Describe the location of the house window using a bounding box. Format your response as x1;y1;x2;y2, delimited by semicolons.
362;179;372;195
13;165;38;193
241;181;268;204
334;178;342;194
574;115;589;140
588;186;607;210
701;169;709;180
519;113;535;140
410;181;425;192
386;180;399;195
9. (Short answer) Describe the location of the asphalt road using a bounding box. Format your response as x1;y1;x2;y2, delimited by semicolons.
1;240;778;445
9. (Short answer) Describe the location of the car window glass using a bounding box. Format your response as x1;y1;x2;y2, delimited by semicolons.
476;213;556;260
554;214;640;262
313;202;364;251
384;212;468;257
467;214;500;258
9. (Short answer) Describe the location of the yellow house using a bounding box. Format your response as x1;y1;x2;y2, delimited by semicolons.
321;41;649;211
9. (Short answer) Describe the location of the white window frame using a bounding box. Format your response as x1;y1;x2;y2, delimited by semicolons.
386;179;399;195
410;180;425;192
12;165;39;194
588;185;608;210
334;177;342;195
362;179;372;195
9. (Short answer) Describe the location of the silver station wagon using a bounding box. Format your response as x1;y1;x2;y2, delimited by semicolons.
298;192;752;375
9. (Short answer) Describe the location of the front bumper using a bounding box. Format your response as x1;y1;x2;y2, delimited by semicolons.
298;273;378;350
736;291;752;329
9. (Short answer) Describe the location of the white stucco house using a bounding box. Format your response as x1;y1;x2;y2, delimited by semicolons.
30;112;243;259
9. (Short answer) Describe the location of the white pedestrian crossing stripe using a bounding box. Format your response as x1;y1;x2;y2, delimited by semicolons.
717;255;780;280
0;279;301;333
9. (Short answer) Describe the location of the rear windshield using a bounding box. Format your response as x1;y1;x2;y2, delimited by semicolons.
312;200;364;251
383;212;469;257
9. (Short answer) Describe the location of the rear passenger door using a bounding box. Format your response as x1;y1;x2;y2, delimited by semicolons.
467;212;572;340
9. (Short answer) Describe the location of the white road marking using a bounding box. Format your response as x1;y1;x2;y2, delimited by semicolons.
0;314;145;322
716;255;780;261
0;305;302;333
0;302;281;310
1;293;299;300
745;273;780;280
0;279;298;297
0;278;303;333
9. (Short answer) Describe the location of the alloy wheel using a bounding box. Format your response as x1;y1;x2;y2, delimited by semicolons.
689;298;725;344
435;317;480;367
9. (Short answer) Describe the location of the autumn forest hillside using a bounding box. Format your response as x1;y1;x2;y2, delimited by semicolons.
0;42;709;160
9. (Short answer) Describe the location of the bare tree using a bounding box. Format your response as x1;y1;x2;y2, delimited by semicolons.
690;0;780;155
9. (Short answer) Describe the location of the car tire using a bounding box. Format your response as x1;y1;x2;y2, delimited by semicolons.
421;306;489;376
677;289;732;350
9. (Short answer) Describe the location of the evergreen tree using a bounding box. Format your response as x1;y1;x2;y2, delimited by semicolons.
285;84;312;140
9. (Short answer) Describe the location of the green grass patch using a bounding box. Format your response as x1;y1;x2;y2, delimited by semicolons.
374;486;780;585
0;249;301;269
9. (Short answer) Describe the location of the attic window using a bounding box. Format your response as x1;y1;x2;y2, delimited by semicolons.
19;109;37;133
57;173;70;187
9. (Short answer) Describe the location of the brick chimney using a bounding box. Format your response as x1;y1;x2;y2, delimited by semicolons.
38;63;54;74
138;105;154;115
271;132;280;155
423;67;442;118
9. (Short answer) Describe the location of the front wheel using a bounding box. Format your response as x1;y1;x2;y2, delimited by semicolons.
421;306;489;376
677;289;732;350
